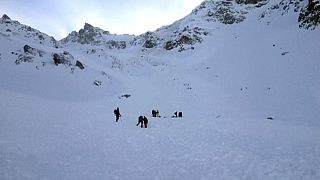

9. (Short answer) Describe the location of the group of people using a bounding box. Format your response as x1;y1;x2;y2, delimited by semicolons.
151;109;160;117
136;116;148;128
113;107;182;128
113;107;148;128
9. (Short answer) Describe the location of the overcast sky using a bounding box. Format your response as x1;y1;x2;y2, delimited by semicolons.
1;0;203;40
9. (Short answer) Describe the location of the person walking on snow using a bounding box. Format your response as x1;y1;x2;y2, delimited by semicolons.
143;116;148;128
114;107;121;122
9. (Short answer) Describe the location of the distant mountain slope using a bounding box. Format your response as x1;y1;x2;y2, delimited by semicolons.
59;0;319;52
0;0;319;100
1;1;319;53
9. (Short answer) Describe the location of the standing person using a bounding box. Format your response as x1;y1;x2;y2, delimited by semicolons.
136;116;144;128
143;116;148;128
152;110;156;117
114;107;121;122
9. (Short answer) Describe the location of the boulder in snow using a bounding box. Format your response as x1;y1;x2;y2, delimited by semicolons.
93;80;102;86
75;60;85;69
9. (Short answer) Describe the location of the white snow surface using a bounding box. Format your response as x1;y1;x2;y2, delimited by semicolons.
1;2;320;180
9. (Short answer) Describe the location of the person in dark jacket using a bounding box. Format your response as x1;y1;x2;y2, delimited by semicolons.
152;110;156;117
136;116;144;128
114;107;121;122
143;116;148;128
152;110;160;117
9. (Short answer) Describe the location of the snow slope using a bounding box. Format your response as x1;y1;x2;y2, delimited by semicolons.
1;1;320;179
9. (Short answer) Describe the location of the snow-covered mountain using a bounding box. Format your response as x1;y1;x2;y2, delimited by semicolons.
0;14;58;48
1;0;320;179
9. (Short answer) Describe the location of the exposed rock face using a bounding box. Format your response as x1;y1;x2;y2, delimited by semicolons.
53;51;74;66
299;0;320;29
235;0;268;5
78;23;101;44
106;40;127;49
139;28;204;51
260;0;320;30
165;41;177;50
23;45;37;55
192;0;249;25
166;25;208;51
52;51;85;71
142;32;159;48
1;14;11;21
61;23;110;45
60;23;132;49
15;45;45;65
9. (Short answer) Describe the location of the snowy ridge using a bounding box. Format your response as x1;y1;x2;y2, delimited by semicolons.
60;22;135;49
134;0;268;51
0;14;58;48
1;0;320;179
59;0;271;52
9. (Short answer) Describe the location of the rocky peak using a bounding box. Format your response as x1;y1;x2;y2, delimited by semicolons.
0;14;58;47
1;14;11;20
1;14;12;23
60;23;110;45
79;23;96;36
83;23;94;31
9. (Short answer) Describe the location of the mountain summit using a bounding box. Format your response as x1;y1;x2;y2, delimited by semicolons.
1;14;11;21
60;23;110;45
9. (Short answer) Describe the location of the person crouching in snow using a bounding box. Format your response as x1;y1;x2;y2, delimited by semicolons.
136;116;144;128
